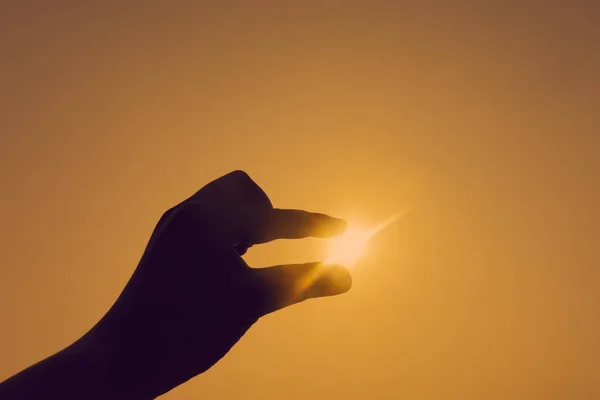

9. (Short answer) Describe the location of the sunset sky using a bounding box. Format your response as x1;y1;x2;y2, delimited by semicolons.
1;1;599;399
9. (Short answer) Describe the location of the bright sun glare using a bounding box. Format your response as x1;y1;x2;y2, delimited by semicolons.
326;226;372;266
325;210;408;268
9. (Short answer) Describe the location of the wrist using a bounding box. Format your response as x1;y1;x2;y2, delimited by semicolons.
67;335;141;399
72;327;157;400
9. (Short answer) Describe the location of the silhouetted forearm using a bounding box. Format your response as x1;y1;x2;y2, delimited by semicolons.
0;339;146;400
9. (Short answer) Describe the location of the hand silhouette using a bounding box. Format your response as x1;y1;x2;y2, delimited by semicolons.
82;170;352;398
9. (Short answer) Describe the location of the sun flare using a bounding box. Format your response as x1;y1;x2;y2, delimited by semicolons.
326;226;372;266
325;210;408;267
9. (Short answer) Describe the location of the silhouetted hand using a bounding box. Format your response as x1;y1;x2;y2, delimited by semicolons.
81;170;352;398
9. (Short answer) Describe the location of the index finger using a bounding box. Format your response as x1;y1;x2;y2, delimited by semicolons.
240;208;348;244
187;205;347;245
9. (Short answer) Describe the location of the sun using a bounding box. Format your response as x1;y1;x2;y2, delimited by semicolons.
325;225;373;267
324;210;409;267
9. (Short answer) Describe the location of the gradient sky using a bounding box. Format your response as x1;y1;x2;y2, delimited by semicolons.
1;1;599;399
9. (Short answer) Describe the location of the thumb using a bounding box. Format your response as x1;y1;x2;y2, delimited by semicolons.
252;262;352;316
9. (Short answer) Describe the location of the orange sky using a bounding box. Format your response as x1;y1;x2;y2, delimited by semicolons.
1;1;599;399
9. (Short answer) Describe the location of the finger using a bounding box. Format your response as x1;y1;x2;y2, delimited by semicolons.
234;208;348;245
186;205;347;245
251;262;352;316
187;170;272;208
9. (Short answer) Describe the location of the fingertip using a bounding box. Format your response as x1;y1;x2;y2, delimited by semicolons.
312;214;348;237
325;264;353;293
307;264;352;297
333;218;348;235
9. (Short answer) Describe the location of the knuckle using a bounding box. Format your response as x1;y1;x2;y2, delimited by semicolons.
228;170;253;182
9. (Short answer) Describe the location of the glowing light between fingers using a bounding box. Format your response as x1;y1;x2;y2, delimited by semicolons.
325;209;409;268
325;226;372;266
